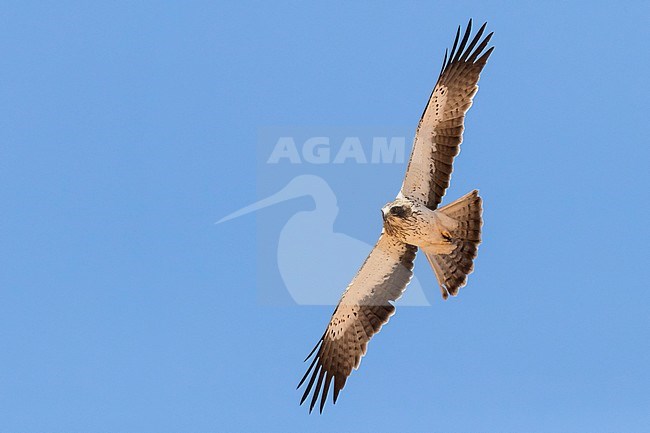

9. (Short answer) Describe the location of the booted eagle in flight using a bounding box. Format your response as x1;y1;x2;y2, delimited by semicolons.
298;20;494;413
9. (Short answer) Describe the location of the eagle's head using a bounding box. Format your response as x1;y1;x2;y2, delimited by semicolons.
381;197;417;237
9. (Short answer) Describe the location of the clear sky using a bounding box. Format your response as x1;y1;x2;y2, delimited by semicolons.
1;1;649;432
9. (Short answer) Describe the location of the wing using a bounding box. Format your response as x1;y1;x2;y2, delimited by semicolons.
401;20;494;210
297;234;417;413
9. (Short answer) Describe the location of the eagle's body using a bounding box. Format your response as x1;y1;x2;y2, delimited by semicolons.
381;196;460;252
299;20;494;413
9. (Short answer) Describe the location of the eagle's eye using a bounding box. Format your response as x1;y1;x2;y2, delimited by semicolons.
390;206;406;217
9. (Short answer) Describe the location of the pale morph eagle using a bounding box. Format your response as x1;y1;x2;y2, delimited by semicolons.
298;19;494;413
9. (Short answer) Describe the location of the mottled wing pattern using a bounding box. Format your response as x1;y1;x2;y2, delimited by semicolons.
401;20;494;210
298;234;417;413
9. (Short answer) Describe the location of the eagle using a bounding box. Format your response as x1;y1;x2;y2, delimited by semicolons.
298;20;494;413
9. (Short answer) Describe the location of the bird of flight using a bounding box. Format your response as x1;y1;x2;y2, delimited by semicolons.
298;20;494;413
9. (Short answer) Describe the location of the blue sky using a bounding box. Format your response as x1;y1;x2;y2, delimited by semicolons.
1;1;649;432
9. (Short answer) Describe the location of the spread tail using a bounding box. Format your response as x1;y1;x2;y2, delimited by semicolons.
425;190;482;299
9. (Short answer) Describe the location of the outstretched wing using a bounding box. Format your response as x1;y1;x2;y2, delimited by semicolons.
401;20;494;210
298;234;417;413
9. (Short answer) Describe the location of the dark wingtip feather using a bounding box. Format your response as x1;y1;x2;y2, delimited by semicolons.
467;31;494;63
309;368;326;413
452;19;473;63
297;351;319;389
439;48;448;76
476;46;495;65
319;373;333;414
299;363;320;405
460;22;487;62
447;25;461;68
333;375;345;404
303;334;323;362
